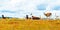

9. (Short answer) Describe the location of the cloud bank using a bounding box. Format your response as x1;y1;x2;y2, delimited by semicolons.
0;0;60;18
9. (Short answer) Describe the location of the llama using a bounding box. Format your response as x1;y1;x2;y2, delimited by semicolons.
32;16;40;20
26;15;28;19
2;15;6;19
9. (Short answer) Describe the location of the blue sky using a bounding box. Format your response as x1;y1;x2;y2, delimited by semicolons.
37;4;47;10
0;0;60;19
52;5;60;10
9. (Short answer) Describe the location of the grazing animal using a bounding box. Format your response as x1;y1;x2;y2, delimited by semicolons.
26;15;28;19
2;15;6;19
32;16;40;20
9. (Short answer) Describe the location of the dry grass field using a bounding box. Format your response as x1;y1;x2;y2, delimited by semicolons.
0;18;60;30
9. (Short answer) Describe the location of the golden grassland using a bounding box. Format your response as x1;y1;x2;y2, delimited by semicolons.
0;18;60;30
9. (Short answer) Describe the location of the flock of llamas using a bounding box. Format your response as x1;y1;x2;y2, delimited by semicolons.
1;11;60;20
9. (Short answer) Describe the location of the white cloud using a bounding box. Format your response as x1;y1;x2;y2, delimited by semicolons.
0;0;60;19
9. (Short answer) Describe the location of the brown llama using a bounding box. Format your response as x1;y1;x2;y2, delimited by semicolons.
32;16;40;20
